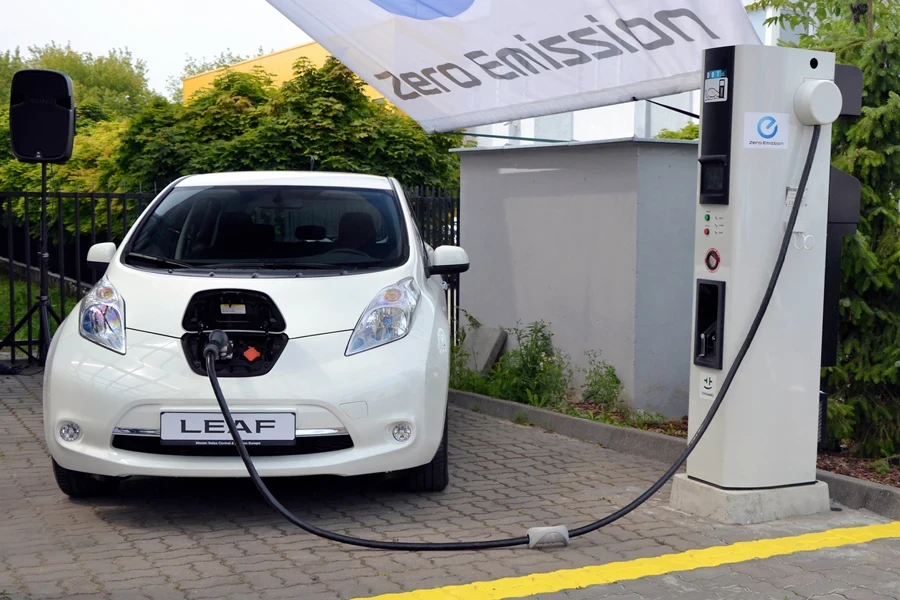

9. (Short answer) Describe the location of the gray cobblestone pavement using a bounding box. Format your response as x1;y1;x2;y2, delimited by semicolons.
1;373;898;600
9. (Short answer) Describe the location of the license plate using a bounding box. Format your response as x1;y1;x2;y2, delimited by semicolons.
160;413;295;446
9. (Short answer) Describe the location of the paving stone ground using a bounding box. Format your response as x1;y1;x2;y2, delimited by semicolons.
1;372;898;600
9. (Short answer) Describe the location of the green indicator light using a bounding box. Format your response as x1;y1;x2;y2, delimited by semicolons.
704;214;711;221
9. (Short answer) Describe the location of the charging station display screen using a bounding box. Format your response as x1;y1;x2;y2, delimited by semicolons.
701;163;726;193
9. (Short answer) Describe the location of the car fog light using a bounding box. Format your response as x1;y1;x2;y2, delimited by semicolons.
392;423;412;443
59;422;81;442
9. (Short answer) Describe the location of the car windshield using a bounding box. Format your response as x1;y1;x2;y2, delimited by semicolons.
126;184;408;271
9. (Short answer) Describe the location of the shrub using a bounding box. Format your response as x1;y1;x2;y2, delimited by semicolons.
448;311;493;396
490;321;573;408
827;397;857;444
449;318;574;408
449;341;492;396
751;0;900;458
446;318;687;439
582;350;623;409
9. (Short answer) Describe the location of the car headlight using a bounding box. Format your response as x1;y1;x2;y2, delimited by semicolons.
346;278;421;356
79;277;126;354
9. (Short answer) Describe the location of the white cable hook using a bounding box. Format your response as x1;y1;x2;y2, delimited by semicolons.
792;233;816;250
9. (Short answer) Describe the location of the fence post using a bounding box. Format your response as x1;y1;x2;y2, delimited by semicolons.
24;194;32;359
106;185;112;242
5;195;14;361
74;192;81;299
58;192;65;319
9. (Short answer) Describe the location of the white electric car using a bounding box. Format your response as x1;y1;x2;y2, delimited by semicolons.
43;171;469;497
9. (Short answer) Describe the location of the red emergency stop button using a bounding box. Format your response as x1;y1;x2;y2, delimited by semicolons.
705;249;721;272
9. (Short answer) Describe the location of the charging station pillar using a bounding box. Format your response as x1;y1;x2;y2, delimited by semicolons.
670;44;861;524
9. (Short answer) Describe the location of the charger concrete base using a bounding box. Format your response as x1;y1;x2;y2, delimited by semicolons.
669;474;832;525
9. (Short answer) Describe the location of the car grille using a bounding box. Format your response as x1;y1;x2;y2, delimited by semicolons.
111;434;353;457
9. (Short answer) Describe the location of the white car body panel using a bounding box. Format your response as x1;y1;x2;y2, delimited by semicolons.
43;172;458;479
116;264;418;339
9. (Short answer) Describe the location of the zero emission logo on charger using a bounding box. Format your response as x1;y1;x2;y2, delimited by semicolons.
368;0;475;20
744;112;789;150
757;115;778;139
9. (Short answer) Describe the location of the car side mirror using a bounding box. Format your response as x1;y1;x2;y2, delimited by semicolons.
87;242;116;271
429;245;469;275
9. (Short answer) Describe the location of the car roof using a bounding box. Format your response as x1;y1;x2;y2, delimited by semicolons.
174;171;394;190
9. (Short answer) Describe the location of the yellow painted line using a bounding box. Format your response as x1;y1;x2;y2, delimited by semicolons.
355;521;900;600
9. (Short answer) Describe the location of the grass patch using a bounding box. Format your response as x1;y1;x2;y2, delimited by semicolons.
557;401;688;438
513;410;533;427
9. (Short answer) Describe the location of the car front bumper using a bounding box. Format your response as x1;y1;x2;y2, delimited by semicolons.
43;315;449;478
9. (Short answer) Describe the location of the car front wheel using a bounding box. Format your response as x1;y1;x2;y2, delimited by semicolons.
402;414;449;493
52;458;120;498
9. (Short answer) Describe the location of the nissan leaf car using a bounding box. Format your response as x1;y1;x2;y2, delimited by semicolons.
43;172;469;497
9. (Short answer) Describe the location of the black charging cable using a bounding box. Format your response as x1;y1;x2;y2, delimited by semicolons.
203;125;822;551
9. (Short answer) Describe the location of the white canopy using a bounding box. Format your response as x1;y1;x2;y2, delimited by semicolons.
265;0;761;132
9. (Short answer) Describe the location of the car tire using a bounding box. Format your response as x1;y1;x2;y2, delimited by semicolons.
52;458;120;498
402;413;449;493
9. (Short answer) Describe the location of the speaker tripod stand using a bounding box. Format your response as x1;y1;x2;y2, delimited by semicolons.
1;163;62;366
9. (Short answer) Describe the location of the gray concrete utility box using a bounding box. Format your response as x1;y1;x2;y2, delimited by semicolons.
456;138;698;418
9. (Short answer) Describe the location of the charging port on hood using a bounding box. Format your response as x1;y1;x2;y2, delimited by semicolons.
181;289;289;377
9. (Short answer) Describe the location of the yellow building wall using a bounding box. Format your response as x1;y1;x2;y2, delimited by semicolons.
182;41;384;102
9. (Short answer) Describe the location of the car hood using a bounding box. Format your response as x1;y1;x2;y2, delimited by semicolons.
104;263;414;339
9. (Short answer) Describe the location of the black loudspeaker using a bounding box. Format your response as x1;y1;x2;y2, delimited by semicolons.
9;69;75;164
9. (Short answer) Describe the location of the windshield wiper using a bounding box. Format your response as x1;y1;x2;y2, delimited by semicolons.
126;253;193;270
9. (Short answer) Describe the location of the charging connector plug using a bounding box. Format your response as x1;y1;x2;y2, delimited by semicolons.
203;330;233;361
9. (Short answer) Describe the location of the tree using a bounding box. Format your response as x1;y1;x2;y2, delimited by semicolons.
0;52;20;165
0;48;25;104
657;122;699;140
751;0;900;456
112;97;189;192
0;43;157;239
115;57;464;190
1;50;463;242
0;104;11;164
0;44;154;123
0;44;156;190
166;47;268;102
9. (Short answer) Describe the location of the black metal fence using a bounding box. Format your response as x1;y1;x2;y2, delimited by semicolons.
405;186;462;339
0;187;460;362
